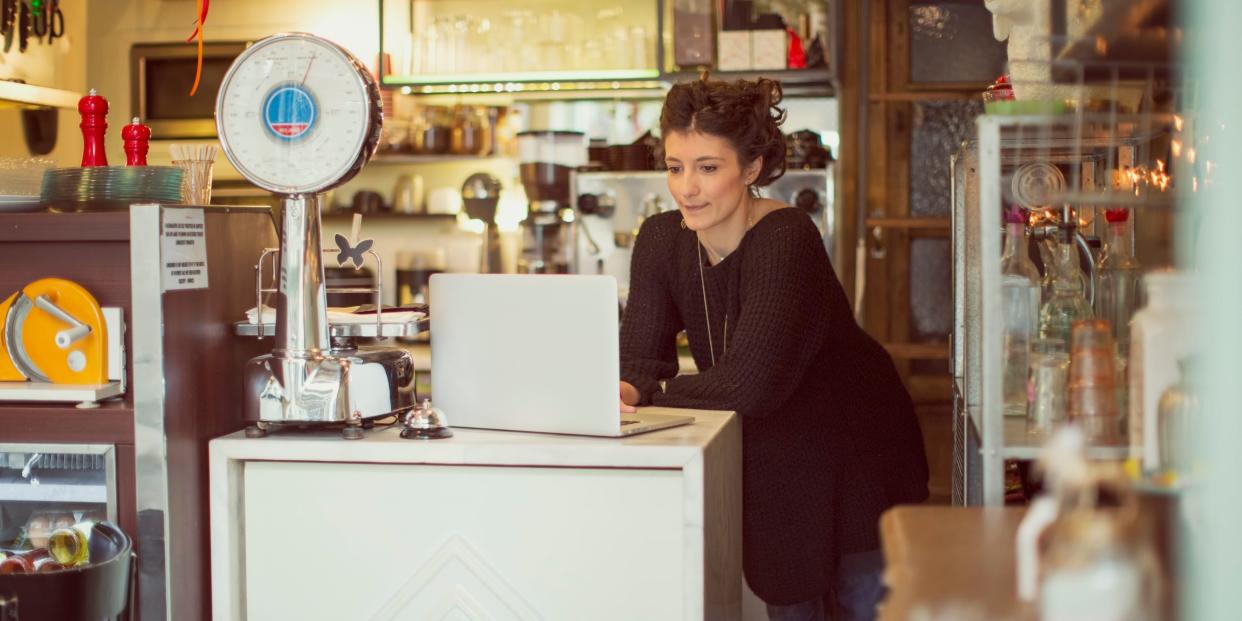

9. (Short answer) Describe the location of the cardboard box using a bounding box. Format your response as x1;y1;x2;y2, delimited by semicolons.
750;29;787;70
717;31;752;71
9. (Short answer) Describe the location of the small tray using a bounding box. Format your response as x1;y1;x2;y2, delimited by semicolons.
234;317;429;339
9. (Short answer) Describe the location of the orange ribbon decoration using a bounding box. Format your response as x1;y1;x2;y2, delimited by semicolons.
186;0;210;96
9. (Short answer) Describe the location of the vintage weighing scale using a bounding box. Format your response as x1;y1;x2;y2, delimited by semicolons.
217;32;420;439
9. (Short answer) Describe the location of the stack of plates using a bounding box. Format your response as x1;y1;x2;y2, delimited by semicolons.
0;156;54;212
41;166;184;211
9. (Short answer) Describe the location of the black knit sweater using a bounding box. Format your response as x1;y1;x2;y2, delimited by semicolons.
620;208;929;605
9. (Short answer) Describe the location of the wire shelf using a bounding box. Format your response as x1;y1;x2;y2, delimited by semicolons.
953;43;1194;504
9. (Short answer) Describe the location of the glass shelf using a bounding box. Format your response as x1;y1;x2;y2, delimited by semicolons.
370;154;508;165
998;417;1132;461
386;69;660;87
321;212;458;221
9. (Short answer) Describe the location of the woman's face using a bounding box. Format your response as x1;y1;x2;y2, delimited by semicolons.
663;130;761;233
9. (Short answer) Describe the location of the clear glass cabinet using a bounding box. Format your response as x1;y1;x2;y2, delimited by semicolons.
380;0;661;87
0;444;117;551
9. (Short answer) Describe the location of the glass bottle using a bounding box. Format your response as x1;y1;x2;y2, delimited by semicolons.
1156;358;1199;479
1095;209;1142;356
0;553;31;574
1096;209;1142;420
1039;237;1093;343
0;548;50;574
1001;209;1040;417
48;521;94;566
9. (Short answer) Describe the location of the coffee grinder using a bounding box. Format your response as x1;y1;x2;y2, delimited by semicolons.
516;130;587;273
461;172;503;273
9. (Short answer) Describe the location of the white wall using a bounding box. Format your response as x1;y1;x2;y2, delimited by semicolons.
0;0;88;164
86;0;382;167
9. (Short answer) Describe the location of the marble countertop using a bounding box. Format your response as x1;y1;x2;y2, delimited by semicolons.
210;407;734;469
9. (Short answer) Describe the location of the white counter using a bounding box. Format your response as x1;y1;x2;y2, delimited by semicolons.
209;408;741;620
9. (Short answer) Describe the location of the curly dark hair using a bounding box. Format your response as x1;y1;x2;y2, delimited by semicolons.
658;75;788;189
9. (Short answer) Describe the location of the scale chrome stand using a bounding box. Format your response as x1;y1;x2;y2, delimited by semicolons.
216;33;419;439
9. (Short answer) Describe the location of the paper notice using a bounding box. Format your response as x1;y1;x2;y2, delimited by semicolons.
161;208;209;291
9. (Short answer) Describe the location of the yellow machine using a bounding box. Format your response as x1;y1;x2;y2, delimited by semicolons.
0;278;109;385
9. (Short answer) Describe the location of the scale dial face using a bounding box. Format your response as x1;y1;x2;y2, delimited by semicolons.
216;33;381;195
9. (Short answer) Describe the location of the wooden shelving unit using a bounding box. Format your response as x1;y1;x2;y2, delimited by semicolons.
0;205;277;619
0;401;135;445
0;80;80;110
370;154;507;165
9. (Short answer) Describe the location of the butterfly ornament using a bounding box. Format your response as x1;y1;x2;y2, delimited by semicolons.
334;234;372;270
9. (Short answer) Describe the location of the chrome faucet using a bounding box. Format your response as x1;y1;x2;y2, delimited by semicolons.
1029;206;1097;307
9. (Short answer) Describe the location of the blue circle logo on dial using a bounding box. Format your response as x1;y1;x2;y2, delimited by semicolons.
263;84;317;141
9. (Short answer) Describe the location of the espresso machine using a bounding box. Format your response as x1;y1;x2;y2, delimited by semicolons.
216;33;417;439
571;166;837;300
516;131;587;274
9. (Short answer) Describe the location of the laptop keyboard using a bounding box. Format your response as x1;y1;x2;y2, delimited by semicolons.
620;419;640;426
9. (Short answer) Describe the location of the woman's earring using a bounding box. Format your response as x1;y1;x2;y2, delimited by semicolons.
680;219;688;230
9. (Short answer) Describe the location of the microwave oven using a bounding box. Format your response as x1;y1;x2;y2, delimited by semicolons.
130;41;251;139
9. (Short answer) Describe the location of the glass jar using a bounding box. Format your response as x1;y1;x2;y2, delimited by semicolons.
1039;237;1093;343
411;106;452;155
450;105;491;155
378;118;410;154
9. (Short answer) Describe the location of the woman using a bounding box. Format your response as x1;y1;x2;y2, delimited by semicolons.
618;77;929;621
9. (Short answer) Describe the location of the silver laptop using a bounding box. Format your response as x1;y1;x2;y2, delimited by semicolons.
429;274;694;437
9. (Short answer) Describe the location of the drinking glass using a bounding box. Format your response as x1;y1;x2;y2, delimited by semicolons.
1068;319;1122;441
1003;278;1034;418
1029;338;1069;434
174;159;214;205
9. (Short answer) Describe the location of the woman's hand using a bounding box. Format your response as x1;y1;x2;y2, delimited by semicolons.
619;381;640;413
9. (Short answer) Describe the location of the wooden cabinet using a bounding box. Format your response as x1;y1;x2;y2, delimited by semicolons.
0;205;277;619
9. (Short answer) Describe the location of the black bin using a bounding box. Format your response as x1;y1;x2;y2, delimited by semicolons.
0;522;135;620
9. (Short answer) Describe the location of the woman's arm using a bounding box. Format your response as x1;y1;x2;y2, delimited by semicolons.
653;216;831;418
619;215;684;405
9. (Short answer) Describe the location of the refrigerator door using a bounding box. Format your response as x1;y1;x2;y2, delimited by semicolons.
0;443;117;551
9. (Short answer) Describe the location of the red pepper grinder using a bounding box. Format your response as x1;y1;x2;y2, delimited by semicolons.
79;89;109;167
122;117;151;166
